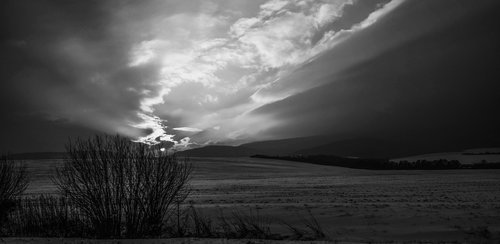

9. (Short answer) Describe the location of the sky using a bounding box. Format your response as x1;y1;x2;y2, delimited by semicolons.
1;0;500;153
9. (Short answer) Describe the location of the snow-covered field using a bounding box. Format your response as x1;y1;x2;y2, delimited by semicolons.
20;157;500;243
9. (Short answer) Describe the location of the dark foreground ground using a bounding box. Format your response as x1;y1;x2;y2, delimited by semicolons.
2;237;349;244
19;157;500;243
0;237;356;244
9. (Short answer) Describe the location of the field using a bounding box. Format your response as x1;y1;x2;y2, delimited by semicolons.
22;157;500;243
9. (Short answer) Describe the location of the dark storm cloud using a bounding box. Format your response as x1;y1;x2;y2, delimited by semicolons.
0;0;160;152
252;0;500;152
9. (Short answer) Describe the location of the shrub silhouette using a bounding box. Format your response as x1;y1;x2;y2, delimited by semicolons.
7;195;88;237
188;205;215;237
0;158;29;233
53;135;192;238
217;208;276;239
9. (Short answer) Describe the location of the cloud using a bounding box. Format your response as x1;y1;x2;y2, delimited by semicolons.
121;0;408;148
129;40;165;67
1;0;407;151
230;0;356;68
249;0;500;153
173;127;203;132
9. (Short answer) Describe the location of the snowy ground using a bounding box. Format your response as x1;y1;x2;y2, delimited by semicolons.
20;157;500;243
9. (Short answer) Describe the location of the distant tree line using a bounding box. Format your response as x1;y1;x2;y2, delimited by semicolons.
251;154;500;170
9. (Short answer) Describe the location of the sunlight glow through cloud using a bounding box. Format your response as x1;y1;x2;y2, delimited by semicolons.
126;0;405;148
173;127;203;132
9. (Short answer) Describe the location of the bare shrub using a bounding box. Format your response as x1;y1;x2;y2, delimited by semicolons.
163;200;191;237
189;205;215;237
218;208;277;239
164;206;328;240
53;135;192;238
7;195;88;237
281;209;328;240
301;209;326;239
281;220;307;240
0;158;29;233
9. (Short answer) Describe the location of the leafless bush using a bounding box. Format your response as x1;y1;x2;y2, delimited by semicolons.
282;220;307;240
53;135;192;238
7;195;88;237
300;209;326;239
163;200;191;237
164;205;328;240
189;205;215;237
0;158;29;232
281;209;328;240
218;208;277;239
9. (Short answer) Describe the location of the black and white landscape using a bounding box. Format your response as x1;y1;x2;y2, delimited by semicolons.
1;0;500;243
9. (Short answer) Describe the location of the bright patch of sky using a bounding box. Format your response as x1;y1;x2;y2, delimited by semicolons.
122;0;405;148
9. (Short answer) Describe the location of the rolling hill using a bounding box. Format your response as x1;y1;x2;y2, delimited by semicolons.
177;136;405;158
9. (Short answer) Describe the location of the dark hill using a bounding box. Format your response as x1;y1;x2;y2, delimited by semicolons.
296;138;407;158
240;136;337;155
177;137;401;158
175;145;259;157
